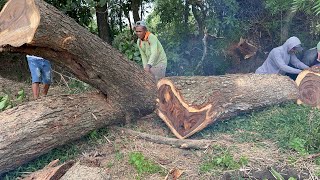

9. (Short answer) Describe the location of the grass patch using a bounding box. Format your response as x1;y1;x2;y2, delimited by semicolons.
200;146;248;173
129;151;165;178
201;103;320;155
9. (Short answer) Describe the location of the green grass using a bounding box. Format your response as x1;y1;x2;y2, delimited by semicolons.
128;151;165;178
200;146;248;173
200;103;320;155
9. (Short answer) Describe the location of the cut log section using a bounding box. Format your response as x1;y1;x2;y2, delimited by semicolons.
0;92;125;175
296;66;320;108
22;160;74;180
157;74;299;139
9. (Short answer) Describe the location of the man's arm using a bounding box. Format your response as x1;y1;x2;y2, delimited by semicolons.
272;50;303;74
137;41;148;68
147;34;159;66
290;55;309;70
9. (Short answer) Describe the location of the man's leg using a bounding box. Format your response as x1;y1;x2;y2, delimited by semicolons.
31;83;40;99
42;84;50;96
41;59;52;96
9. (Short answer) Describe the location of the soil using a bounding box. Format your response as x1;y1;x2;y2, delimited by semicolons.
0;55;319;180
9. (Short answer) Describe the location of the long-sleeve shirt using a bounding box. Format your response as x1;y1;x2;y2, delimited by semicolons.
256;36;309;75
137;32;167;68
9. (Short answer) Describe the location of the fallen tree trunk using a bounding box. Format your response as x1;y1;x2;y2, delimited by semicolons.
296;66;320;108
157;74;299;139
0;92;125;174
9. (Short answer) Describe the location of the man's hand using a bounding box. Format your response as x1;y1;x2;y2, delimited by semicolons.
144;64;152;72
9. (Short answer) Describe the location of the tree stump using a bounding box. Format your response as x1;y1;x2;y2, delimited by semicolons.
157;74;299;139
296;66;320;108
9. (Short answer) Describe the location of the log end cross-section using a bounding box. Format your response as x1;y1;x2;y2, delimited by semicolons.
0;0;40;47
296;66;320;108
157;79;223;139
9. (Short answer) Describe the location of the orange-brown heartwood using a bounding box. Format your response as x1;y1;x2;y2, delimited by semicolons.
157;74;299;139
296;66;320;108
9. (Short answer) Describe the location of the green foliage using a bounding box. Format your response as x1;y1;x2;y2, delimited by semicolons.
265;0;293;15
201;103;320;155
0;94;10;111
67;79;92;94
289;137;308;155
45;0;93;27
129;152;164;176
200;147;248;173
0;90;26;111
113;30;142;65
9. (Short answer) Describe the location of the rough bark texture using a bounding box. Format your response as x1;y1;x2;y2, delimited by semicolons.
0;0;156;115
0;92;125;174
296;66;320;108
60;162;110;180
0;94;125;174
157;74;299;139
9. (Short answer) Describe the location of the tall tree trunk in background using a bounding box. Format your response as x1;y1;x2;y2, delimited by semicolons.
280;10;296;44
191;5;204;37
184;0;189;30
95;3;113;44
131;0;140;22
118;0;123;32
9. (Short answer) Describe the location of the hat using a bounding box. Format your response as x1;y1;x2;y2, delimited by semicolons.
135;21;147;27
317;42;320;52
293;44;303;52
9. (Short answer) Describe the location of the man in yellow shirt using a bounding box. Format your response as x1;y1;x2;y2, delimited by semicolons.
135;21;167;81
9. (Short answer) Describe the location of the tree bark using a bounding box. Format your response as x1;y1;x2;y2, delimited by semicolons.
0;92;126;174
156;74;299;139
280;10;296;44
296;66;320;108
95;3;113;44
131;0;141;23
0;0;156;116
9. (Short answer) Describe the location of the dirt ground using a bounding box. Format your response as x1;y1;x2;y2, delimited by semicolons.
70;114;316;180
0;55;319;180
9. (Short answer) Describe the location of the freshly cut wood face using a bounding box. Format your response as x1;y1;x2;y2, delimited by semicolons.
296;66;320;108
157;80;221;139
0;0;40;47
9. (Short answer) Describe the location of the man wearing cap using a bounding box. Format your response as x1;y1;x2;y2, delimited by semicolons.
134;21;167;81
256;36;309;75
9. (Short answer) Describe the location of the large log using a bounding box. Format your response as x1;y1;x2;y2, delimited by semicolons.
157;74;299;139
0;92;126;174
296;66;320;108
0;0;156;113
